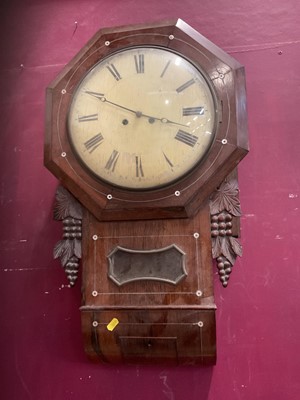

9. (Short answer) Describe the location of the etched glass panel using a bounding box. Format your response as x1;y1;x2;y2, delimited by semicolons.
108;244;187;286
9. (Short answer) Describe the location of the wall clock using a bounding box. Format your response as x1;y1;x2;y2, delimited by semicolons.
45;19;248;364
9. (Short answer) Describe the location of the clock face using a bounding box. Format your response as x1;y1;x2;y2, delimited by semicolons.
68;46;217;190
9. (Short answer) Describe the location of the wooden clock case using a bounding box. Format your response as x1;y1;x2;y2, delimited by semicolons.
45;19;248;365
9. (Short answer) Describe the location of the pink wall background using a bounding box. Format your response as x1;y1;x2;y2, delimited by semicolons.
1;0;299;399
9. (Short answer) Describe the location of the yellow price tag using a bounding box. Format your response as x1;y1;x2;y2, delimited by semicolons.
107;318;119;331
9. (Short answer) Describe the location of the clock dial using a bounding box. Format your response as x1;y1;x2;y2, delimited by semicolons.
68;47;217;190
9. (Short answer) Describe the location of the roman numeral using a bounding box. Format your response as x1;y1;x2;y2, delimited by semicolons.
182;107;204;116
105;150;119;172
85;90;104;99
134;54;144;73
78;113;98;122
163;152;174;168
160;60;171;78
135;156;144;177
106;64;121;81
176;79;195;93
84;133;104;153
175;130;198;147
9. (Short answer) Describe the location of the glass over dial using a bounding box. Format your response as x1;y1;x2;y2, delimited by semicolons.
68;46;217;190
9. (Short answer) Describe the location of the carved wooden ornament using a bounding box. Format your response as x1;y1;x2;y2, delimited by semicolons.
210;175;243;287
53;186;82;286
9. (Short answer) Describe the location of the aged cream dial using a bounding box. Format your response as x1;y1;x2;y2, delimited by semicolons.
68;46;217;190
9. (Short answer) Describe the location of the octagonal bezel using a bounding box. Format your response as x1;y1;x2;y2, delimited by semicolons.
45;19;248;221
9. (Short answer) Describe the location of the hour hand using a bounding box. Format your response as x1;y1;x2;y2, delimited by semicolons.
141;113;187;128
160;117;187;128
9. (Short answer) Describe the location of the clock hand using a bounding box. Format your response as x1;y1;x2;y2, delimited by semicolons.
102;97;143;117
141;113;187;128
86;92;187;127
159;117;187;128
105;100;154;122
85;94;139;116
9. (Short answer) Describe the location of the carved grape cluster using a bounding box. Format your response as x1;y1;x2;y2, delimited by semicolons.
210;212;234;287
63;218;82;239
209;177;243;287
216;255;232;287
211;212;233;238
65;256;80;286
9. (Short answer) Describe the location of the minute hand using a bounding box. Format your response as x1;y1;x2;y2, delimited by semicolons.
100;97;140;116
